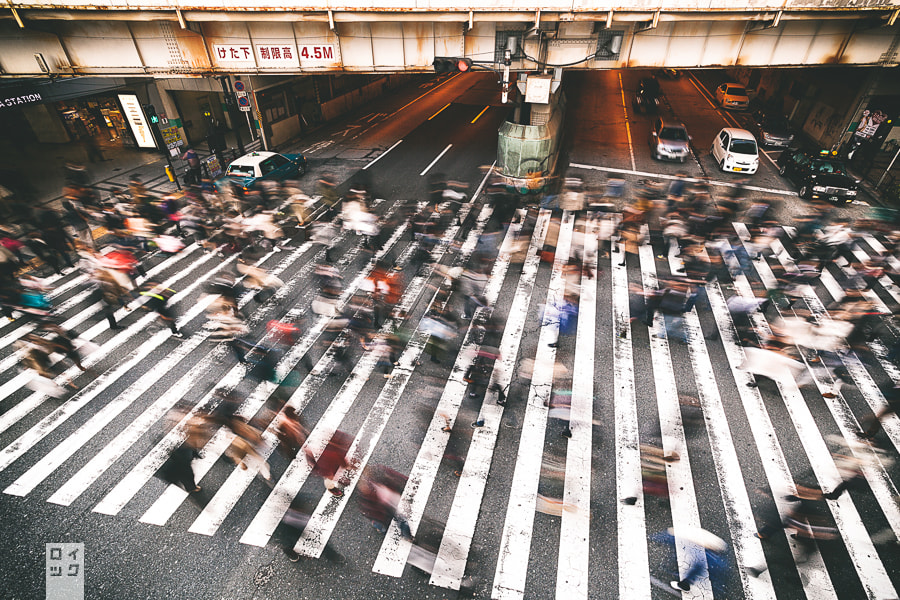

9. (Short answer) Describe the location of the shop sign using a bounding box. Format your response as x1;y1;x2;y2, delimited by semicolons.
0;91;43;109
117;93;156;149
161;125;184;150
205;155;222;178
212;44;255;65
255;44;300;68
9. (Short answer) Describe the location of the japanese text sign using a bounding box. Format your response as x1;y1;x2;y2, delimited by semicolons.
212;44;255;65
255;44;300;68
46;543;84;600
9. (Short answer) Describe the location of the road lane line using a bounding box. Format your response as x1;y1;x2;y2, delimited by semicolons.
555;222;597;599
0;294;216;475
0;249;227;433
387;74;461;120
489;213;574;599
363;139;403;170
373;215;525;578
425;210;550;590
750;237;900;541
732;228;897;597
428;103;452;121
618;72;636;172
471;105;490;124
10;237;324;498
293;204;496;559
192;202;490;535
818;268;847;303
687;74;719;111
610;235;651;600
682;306;777;599
44;217;370;508
638;245;713;600
239;196;478;547
752;346;896;598
4;332;207;496
420;144;452;177
570;162;796;197
99;202;412;519
0;245;201;394
746;225;900;453
686;74;779;168
702;264;837;598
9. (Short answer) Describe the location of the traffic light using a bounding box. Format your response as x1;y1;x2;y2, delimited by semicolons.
143;104;159;125
433;57;472;74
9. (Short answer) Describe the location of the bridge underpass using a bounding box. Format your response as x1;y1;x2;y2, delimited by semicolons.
0;1;897;202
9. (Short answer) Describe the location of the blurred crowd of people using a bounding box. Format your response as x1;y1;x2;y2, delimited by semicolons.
2;156;900;593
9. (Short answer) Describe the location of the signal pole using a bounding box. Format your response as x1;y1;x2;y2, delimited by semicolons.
218;75;245;157
143;103;181;191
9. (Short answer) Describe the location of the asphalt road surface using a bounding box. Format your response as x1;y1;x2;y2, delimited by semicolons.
1;70;898;600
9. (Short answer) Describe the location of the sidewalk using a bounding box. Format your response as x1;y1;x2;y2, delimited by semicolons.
849;144;900;208
0;130;258;213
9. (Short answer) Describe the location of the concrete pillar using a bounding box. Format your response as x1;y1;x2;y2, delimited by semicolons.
152;81;189;156
21;103;70;143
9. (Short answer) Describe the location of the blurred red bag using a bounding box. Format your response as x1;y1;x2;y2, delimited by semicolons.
266;320;300;345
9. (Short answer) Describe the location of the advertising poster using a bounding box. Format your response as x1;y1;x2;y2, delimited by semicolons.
117;93;156;149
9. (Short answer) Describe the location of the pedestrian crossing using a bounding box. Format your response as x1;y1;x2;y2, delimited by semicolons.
1;193;900;598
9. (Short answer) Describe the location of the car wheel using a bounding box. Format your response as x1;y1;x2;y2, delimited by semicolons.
719;158;726;172
297;163;306;176
799;185;811;199
679;156;687;163
778;165;787;176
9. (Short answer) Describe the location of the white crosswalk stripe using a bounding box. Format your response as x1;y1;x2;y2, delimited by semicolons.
2;203;900;599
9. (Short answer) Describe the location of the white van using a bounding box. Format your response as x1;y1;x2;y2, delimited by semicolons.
710;128;759;174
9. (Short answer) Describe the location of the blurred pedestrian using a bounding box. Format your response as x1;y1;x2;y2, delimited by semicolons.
276;406;308;459
182;148;201;185
307;429;353;497
224;417;271;480
139;281;183;337
667;527;728;593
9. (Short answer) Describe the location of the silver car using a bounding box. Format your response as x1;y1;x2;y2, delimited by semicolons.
649;118;691;162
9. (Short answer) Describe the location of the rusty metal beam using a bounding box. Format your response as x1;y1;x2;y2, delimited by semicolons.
3;8;896;25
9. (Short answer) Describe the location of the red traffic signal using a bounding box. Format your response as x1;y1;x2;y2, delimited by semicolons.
433;57;473;74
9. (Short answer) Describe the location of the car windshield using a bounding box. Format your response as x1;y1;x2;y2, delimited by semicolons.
226;164;255;177
727;86;747;96
730;139;757;155
813;160;847;175
660;127;688;141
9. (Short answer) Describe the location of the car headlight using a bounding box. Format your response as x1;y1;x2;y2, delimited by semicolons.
813;186;827;192
763;133;774;141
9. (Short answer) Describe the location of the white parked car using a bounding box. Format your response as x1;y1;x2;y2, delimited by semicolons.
710;128;759;174
715;83;750;110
